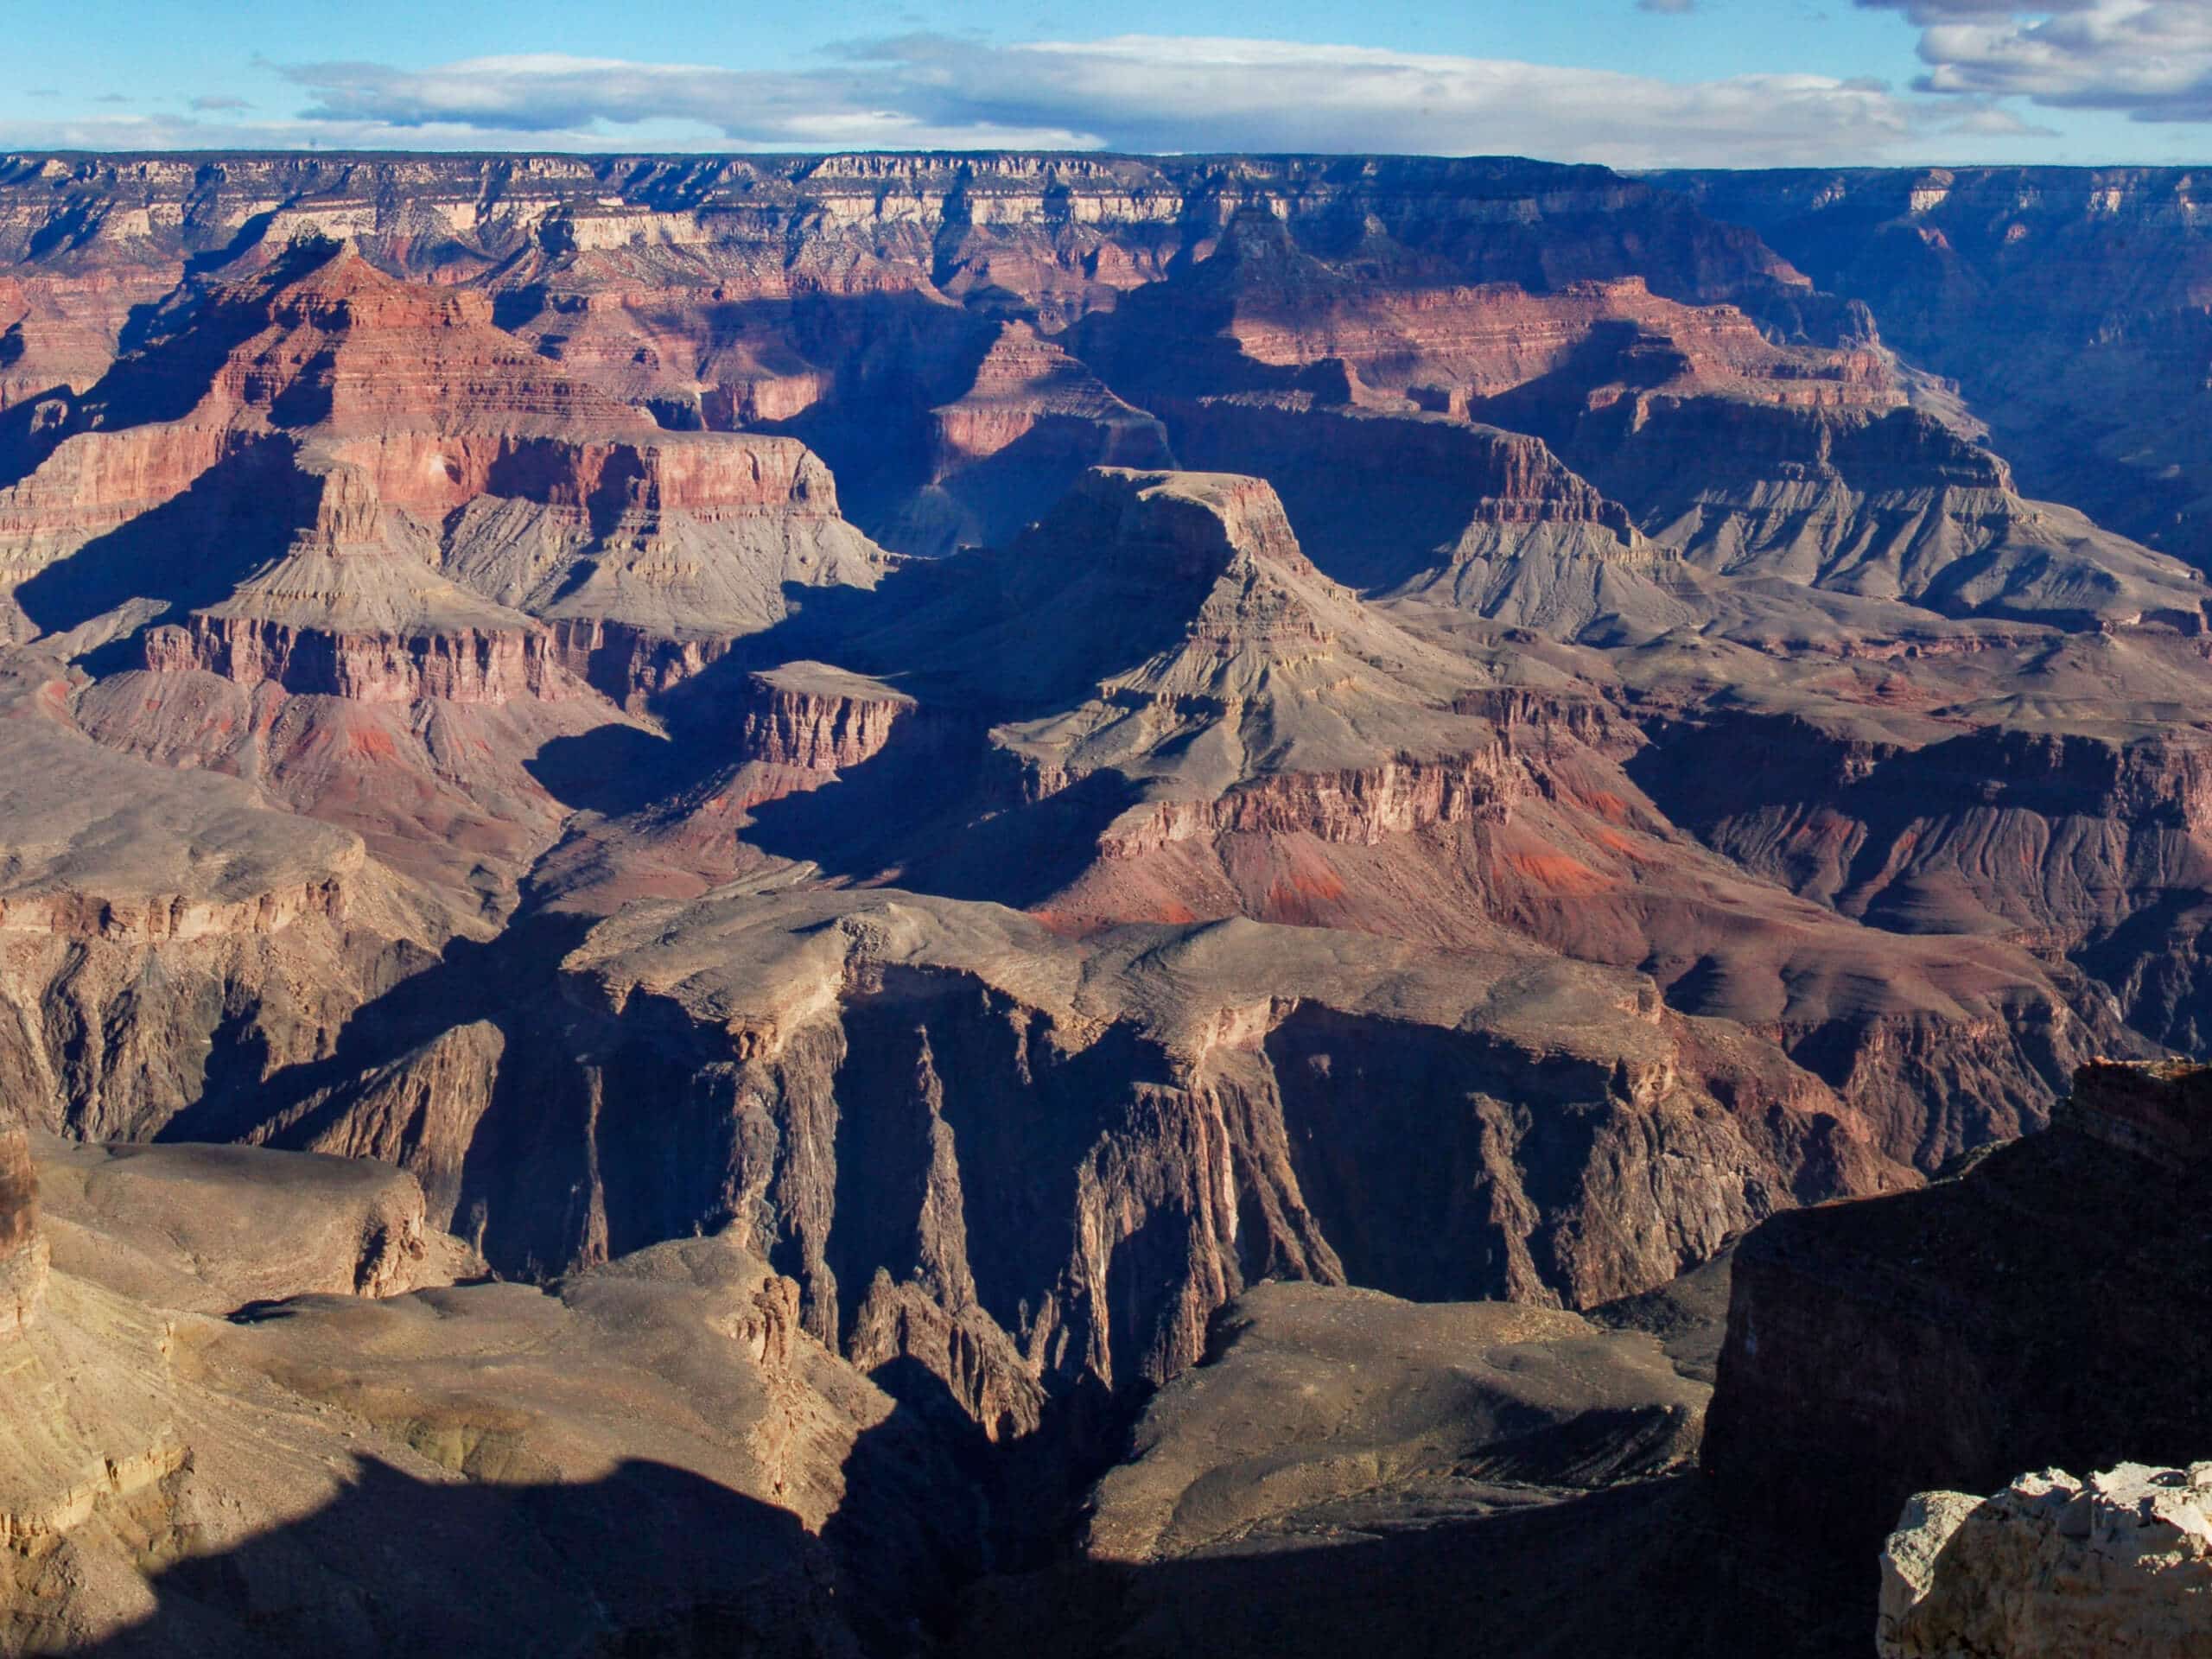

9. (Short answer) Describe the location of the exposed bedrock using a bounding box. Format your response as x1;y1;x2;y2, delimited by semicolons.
147;613;563;704
1662;165;2212;575
0;1145;971;1656
1879;1462;2212;1659
0;657;452;1146
260;890;1903;1439
33;1132;478;1309
1703;1059;2212;1554
1566;396;2209;626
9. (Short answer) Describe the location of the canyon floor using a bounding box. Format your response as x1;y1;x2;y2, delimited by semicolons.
2;149;2212;1654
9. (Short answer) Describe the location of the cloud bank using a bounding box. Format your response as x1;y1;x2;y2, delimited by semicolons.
0;35;1980;167
0;31;2100;166
1865;0;2212;120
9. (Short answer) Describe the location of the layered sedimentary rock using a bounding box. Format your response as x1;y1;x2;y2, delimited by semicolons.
0;241;890;709
1664;165;2212;575
1628;629;2212;1058
1703;1059;2212;1550
0;653;452;1144
889;321;1174;556
1572;397;2209;626
2;162;2212;1653
1879;1464;2212;1659
1170;395;1673;632
0;152;1850;586
531;883;1897;1427
142;451;565;704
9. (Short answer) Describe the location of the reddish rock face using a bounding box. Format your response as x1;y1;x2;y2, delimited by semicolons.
148;615;564;704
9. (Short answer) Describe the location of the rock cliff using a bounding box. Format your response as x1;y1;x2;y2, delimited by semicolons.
1703;1059;2212;1551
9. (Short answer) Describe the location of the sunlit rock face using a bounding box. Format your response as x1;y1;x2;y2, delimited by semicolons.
1881;1463;2212;1659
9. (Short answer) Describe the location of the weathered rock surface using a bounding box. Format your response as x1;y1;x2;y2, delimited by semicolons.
1664;165;2212;577
0;1125;974;1657
536;882;1895;1431
956;1265;1863;1659
0;652;456;1144
32;1132;478;1313
1879;1463;2212;1659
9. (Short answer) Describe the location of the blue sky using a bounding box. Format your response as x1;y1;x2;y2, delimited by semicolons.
8;1;2211;167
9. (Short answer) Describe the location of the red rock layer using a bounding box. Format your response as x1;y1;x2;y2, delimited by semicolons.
1222;276;1893;412
332;429;844;520
734;673;912;772
144;616;561;705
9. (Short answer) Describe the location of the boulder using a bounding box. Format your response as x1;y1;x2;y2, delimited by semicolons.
1880;1463;2212;1659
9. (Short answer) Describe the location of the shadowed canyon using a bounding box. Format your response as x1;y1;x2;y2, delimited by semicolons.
3;150;2212;1655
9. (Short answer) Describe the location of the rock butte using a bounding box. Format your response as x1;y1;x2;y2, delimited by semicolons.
0;150;2208;1653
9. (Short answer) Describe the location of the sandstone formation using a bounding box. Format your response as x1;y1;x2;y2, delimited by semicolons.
1879;1463;2212;1659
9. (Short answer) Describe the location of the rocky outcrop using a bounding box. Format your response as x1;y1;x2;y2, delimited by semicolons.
1879;1463;2212;1659
1585;399;2209;626
148;612;563;703
527;886;1897;1433
733;664;915;774
1094;750;1522;855
1169;395;1652;598
432;432;891;667
1702;1058;2212;1552
34;1133;478;1310
240;1020;506;1237
881;321;1175;556
130;450;563;704
1636;699;2212;1056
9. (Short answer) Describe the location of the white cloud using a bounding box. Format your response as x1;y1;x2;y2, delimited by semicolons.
198;36;1931;167
0;34;2056;165
1863;0;2212;120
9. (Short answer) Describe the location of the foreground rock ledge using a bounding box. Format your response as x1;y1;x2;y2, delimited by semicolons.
1880;1463;2212;1659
